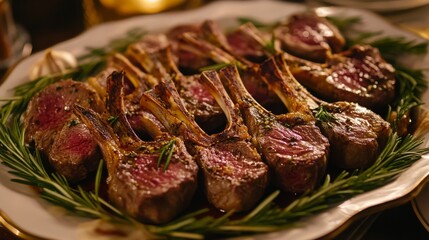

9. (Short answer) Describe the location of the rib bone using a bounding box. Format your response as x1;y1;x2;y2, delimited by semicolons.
220;65;329;193
74;71;198;224
140;73;269;212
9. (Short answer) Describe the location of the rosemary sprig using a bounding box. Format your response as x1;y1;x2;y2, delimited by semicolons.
78;28;146;61
314;105;336;125
157;139;175;171
107;115;119;125
199;62;232;72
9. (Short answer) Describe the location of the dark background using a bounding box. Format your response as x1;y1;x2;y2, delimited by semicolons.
11;0;85;52
2;0;429;239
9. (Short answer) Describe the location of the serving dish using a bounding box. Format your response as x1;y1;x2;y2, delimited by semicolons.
413;183;429;232
318;0;429;12
0;1;428;239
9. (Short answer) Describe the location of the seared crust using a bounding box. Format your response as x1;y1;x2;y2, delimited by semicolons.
24;80;104;181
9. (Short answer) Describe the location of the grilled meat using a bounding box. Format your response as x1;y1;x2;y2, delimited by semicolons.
230;21;395;110
140;72;269;212
269;54;391;169
316;101;391;169
166;23;210;72
74;71;198;224
226;22;274;63
285;45;396;109
24;80;104;182
127;41;225;132
274;12;345;62
220;65;329;193
89;52;165;138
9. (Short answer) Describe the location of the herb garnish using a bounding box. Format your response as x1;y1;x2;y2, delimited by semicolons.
107;115;119;125
157;139;176;171
314;105;336;125
78;28;146;61
199;62;232;72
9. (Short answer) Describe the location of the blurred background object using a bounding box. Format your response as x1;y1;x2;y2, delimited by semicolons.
83;0;204;26
11;0;84;53
307;0;429;12
0;0;31;72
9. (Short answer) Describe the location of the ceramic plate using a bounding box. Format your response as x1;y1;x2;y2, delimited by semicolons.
319;0;429;12
413;183;429;232
1;1;429;239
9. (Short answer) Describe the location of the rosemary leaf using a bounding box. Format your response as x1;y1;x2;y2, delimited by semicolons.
326;16;361;32
78;28;145;61
314;105;336;124
157;139;176;171
199;62;231;72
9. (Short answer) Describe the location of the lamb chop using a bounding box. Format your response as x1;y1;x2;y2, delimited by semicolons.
74;71;198;224
219;65;329;193
140;72;269;212
274;12;345;62
284;45;396;110
166;23;212;72
225;22;274;63
231;23;392;168
232;21;395;110
262;54;392;169
178;30;279;108
88;52;165;139
127;41;225;132
23;80;104;182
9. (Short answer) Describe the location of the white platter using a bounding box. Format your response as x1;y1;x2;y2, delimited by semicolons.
413;183;429;232
1;1;429;239
319;0;429;12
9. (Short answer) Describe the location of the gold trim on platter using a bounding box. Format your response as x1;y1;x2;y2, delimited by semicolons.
322;174;429;239
412;188;429;232
0;210;50;240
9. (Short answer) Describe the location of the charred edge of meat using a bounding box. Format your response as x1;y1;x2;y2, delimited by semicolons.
144;70;269;212
23;80;104;182
284;45;396;110
201;20;255;66
140;85;212;147
106;71;148;142
317;101;392;169
199;70;251;141
273;53;320;109
109;53;156;91
181;32;238;66
259;55;314;121
75;104;198;224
